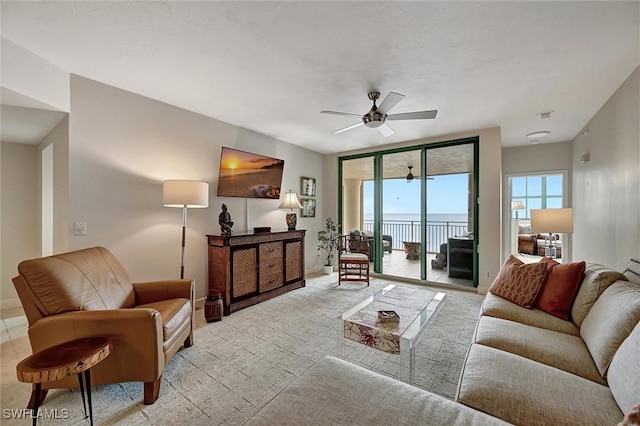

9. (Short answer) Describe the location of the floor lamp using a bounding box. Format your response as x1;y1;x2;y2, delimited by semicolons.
163;180;209;279
531;208;573;258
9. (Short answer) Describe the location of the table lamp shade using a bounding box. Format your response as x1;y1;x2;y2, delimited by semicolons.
278;190;303;231
511;201;525;210
278;190;303;211
163;180;209;208
531;208;574;233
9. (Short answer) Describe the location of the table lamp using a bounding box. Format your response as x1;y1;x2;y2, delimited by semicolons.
511;201;525;219
531;208;573;258
163;180;209;278
278;189;303;230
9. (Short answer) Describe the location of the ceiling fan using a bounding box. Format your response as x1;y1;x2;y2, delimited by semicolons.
321;91;437;137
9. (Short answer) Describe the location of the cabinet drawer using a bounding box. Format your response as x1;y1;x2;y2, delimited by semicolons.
260;257;283;275
260;242;283;260
259;272;283;292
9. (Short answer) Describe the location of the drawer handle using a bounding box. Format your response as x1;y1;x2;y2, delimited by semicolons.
268;263;275;268
268;279;275;284
267;248;274;253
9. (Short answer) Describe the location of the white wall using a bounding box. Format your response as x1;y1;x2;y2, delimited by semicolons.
68;76;324;299
39;116;70;254
572;67;639;269
1;142;39;309
0;37;70;112
324;127;503;294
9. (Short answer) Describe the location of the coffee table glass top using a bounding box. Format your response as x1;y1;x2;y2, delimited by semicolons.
338;284;446;384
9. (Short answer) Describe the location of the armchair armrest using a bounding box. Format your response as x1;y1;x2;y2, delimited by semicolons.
28;309;164;381
133;279;195;305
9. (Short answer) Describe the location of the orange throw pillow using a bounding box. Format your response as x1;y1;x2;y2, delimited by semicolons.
535;258;586;320
489;255;548;308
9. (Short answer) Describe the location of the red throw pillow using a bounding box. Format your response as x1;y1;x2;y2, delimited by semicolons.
489;255;548;308
535;258;586;320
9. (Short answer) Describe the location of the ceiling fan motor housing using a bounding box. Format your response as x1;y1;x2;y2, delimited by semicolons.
363;111;386;128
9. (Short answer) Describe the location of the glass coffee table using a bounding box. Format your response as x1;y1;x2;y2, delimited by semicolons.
338;284;445;384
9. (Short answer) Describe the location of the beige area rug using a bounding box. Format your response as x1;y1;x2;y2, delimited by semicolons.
0;273;484;425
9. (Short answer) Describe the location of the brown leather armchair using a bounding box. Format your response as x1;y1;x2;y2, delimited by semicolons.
12;247;195;407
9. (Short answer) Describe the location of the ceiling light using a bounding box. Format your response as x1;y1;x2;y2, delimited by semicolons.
406;166;414;183
527;131;550;139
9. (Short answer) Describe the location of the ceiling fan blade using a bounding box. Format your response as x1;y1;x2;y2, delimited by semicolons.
387;110;438;120
377;92;405;114
377;123;395;137
331;122;364;135
321;110;362;118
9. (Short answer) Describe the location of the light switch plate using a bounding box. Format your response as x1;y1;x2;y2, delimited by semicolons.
74;222;86;236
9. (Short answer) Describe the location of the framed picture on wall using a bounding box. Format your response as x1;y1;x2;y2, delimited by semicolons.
301;176;316;197
300;198;316;218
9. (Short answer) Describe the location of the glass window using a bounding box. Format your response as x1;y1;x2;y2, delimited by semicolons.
527;177;542;196
546;175;562;196
512;178;526;196
546;198;563;208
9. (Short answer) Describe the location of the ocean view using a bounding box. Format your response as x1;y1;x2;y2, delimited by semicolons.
363;213;468;223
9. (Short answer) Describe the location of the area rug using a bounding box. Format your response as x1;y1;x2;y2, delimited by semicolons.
0;273;484;425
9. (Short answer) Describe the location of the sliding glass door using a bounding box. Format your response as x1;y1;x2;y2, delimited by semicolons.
339;137;478;287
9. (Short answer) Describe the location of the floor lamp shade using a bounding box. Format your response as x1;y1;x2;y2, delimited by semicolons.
278;190;303;231
163;180;209;279
163;180;209;208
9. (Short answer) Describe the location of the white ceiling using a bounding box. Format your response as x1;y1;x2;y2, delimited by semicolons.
1;1;638;153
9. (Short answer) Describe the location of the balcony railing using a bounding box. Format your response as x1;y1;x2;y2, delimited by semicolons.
363;220;469;253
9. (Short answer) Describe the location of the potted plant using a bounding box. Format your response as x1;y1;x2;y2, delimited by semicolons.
317;217;340;274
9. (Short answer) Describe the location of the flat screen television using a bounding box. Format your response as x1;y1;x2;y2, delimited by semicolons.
216;147;284;199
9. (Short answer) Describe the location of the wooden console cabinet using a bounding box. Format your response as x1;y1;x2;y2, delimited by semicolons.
207;230;305;315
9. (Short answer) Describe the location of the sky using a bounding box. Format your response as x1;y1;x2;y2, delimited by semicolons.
363;173;470;216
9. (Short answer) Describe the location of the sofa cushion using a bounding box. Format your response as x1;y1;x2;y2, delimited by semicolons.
18;246;135;315
456;344;624;426
246;355;508;426
481;292;580;336
608;322;640;415
534;258;585;320
622;258;640;284
473;316;605;384
571;263;628;327
488;255;548;308
580;280;640;377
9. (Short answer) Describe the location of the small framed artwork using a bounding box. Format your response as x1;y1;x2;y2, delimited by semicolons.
300;176;316;197
300;198;316;218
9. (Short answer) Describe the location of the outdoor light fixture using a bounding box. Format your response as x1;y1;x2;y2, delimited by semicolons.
406;166;414;183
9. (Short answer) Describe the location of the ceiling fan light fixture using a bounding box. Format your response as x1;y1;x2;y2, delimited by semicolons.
406;166;414;183
526;131;550;139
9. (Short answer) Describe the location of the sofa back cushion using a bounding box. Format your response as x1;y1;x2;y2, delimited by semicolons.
571;263;627;327
580;280;640;377
18;247;135;315
622;258;640;284
608;321;640;415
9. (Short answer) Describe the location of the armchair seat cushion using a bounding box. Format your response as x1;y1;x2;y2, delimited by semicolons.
135;298;192;345
340;253;369;262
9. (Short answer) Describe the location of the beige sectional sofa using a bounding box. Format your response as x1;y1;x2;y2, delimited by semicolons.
246;260;640;425
457;261;640;425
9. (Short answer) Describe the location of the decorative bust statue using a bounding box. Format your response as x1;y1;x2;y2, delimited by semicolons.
219;204;234;234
